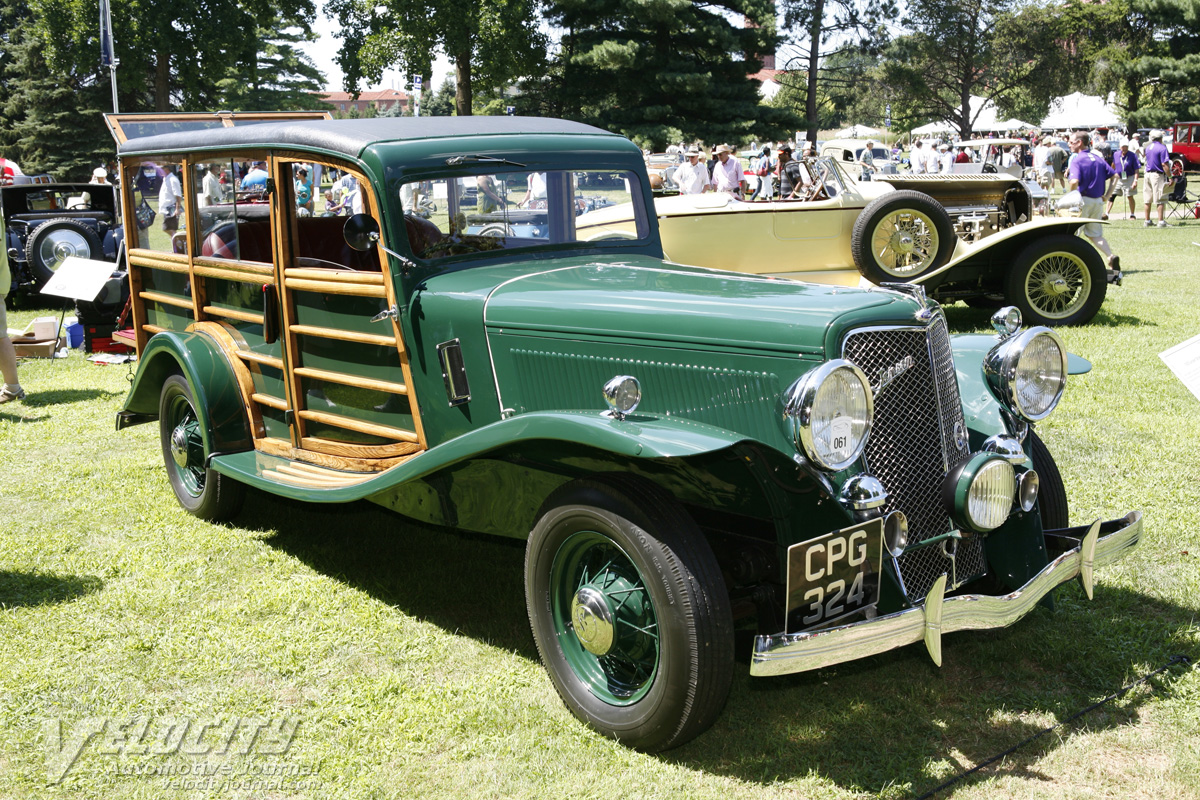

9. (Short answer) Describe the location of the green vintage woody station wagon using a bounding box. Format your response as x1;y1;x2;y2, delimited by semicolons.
106;113;1141;751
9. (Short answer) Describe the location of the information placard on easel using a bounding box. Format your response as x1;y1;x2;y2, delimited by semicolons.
1159;332;1200;403
39;256;117;302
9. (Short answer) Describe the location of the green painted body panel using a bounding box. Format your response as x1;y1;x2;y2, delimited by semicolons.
120;330;252;455
139;267;190;297
210;410;753;503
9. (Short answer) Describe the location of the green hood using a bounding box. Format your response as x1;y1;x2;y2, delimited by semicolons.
483;259;915;357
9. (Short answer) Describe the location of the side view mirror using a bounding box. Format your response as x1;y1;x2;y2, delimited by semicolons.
344;214;380;252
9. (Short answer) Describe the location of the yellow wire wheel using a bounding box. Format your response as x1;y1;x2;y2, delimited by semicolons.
852;190;955;283
1004;234;1107;326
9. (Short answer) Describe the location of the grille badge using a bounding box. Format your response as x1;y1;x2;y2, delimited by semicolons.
954;421;967;450
873;355;914;401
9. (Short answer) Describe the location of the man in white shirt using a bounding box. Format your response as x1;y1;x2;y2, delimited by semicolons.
938;144;954;173
159;165;183;232
709;144;743;198
1033;137;1053;189
911;141;927;174
674;147;709;195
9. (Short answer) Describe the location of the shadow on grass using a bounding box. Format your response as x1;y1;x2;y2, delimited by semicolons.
942;303;1149;333
671;584;1196;796
244;491;535;659
20;388;125;407
243;491;1194;795
0;571;103;608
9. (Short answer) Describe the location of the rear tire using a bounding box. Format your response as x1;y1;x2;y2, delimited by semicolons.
525;477;733;752
1004;234;1107;326
158;374;245;521
851;190;956;283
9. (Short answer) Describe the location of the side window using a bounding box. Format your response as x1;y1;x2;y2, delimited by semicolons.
195;157;272;264
287;161;379;271
130;158;186;253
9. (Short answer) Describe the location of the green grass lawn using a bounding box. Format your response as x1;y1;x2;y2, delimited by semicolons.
2;219;1199;799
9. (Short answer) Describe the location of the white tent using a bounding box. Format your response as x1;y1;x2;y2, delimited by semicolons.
1040;93;1122;130
835;125;881;138
912;120;955;135
996;118;1034;131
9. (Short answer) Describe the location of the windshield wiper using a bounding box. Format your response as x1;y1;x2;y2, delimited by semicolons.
445;154;528;168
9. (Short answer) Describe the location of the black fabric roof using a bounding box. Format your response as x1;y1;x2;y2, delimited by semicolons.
117;116;618;158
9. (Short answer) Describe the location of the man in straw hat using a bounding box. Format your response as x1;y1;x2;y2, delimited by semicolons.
675;146;709;195
709;144;744;198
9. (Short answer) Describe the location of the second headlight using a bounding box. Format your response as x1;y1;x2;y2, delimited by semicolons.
984;327;1068;421
784;359;874;472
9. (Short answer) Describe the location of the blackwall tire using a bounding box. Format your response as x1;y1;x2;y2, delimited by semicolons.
851;190;956;283
524;477;733;752
158;374;245;522
1004;234;1107;326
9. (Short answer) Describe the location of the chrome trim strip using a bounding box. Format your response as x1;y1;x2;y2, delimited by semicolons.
750;510;1141;677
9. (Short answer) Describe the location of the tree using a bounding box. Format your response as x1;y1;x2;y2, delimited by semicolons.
882;0;1061;138
526;0;799;151
777;0;896;145
214;17;326;112
424;77;457;116
770;49;888;134
29;0;319;111
1129;0;1200;125
327;0;546;116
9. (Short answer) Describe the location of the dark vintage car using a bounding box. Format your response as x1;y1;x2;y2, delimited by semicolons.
107;113;1141;752
2;180;124;299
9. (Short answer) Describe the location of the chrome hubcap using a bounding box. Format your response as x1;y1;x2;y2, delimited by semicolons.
170;426;190;468
570;586;615;655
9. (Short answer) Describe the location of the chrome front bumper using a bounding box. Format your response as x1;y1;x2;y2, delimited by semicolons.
751;511;1142;677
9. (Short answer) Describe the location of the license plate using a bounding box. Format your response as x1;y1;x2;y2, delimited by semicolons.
786;518;884;631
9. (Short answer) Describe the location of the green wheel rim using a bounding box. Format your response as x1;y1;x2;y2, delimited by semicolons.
1023;251;1091;319
550;530;659;705
165;391;206;497
870;209;939;276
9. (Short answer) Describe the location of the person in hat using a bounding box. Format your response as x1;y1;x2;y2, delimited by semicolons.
674;146;709;195
89;166;108;184
1105;139;1140;220
1142;129;1170;227
938;143;953;174
709;144;743;198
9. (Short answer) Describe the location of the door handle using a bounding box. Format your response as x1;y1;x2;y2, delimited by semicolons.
370;305;399;323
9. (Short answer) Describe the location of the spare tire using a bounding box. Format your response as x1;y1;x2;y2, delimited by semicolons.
851;190;956;284
25;218;103;284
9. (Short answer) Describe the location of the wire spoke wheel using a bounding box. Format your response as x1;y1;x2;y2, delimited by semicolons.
1023;251;1091;318
870;209;939;275
157;374;245;521
1004;234;1107;327
551;531;659;704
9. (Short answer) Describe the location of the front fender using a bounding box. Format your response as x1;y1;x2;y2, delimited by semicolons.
116;329;252;457
918;218;1095;285
951;333;1010;441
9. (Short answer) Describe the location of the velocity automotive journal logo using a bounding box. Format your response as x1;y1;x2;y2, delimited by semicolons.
42;715;306;785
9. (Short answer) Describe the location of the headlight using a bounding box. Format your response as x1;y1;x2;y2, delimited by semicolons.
945;453;1017;532
984;327;1067;421
783;359;873;471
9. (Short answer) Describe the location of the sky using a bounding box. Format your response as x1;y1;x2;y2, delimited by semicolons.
297;13;455;95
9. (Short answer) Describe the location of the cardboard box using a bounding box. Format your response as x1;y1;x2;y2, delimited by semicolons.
12;334;65;358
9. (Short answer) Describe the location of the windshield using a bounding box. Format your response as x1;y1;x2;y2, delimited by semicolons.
397;169;649;261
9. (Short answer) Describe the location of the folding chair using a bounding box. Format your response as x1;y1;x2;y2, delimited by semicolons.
1165;173;1199;220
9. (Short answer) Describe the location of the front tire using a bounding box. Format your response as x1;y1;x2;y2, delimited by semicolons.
1004;234;1107;326
1029;430;1068;529
158;374;245;521
851;190;956;283
525;477;733;752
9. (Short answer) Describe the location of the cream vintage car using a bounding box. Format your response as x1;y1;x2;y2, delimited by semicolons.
577;156;1120;327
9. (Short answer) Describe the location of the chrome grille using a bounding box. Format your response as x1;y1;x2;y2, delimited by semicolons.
843;315;983;599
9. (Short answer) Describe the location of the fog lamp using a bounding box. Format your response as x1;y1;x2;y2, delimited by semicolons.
946;453;1017;532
